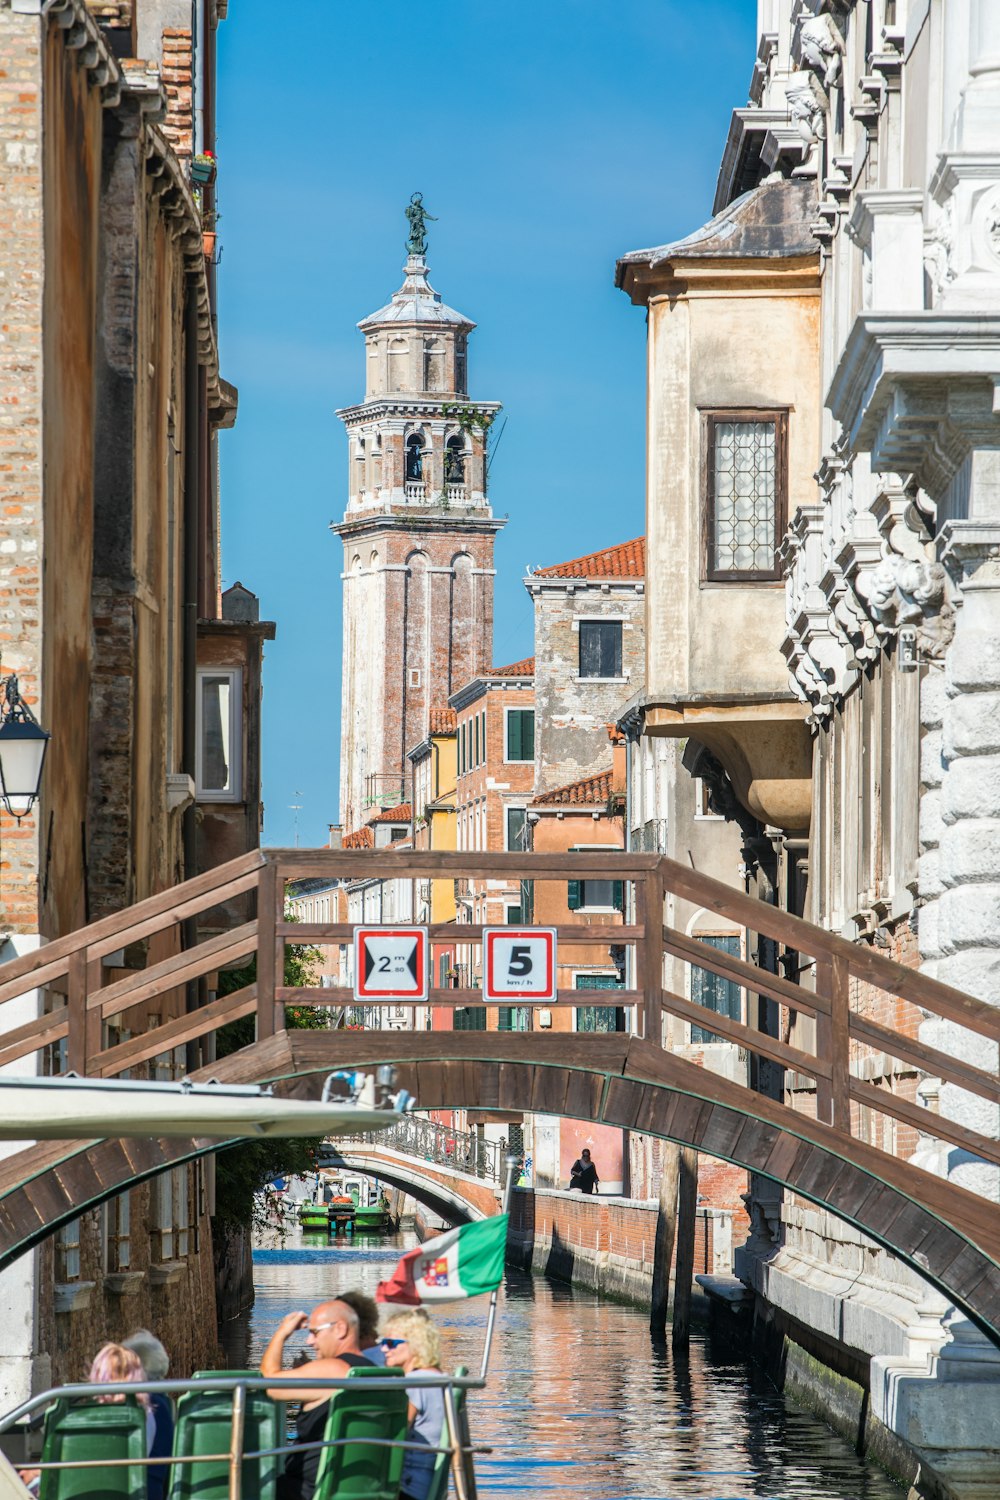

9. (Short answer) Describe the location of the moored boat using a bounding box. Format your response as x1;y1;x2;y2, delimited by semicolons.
297;1201;331;1231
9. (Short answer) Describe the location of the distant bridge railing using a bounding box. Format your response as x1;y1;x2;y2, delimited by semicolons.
334;1115;505;1184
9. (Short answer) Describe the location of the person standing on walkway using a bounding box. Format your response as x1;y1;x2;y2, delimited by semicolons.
570;1148;600;1194
262;1298;373;1500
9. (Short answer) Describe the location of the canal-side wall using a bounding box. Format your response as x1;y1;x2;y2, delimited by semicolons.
508;1188;736;1304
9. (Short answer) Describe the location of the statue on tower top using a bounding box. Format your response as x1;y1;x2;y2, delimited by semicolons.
405;192;436;257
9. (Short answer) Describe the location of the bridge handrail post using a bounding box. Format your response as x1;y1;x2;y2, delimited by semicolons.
640;868;666;1045
67;948;89;1075
256;861;279;1040
815;955;851;1133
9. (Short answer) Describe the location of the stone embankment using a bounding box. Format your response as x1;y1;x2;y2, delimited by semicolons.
507;1187;736;1302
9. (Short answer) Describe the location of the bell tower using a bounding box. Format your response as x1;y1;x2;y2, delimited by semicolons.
333;200;503;835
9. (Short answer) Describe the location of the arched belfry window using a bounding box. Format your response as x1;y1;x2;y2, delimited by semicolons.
445;436;465;484
406;434;424;482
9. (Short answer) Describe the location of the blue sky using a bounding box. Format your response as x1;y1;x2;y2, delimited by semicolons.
215;1;756;848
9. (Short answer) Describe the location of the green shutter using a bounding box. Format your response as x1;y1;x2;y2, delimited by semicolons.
567;880;582;911
524;711;534;760
612;880;624;912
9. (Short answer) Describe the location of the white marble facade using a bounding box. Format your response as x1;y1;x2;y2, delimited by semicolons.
723;3;1000;1489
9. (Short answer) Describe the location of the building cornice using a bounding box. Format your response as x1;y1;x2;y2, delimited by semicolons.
331;514;505;542
12;0;122;104
337;398;502;425
524;576;644;597
448;676;533;712
827;312;1000;495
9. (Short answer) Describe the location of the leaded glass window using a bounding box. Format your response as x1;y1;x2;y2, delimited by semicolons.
705;412;786;580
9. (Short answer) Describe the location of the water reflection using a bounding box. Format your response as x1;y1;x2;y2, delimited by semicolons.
222;1231;902;1499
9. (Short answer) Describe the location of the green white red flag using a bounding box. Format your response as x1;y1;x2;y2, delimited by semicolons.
375;1214;507;1304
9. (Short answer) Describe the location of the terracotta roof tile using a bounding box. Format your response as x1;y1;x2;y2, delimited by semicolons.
533;537;645;580
491;656;534;677
371;803;411;823
428;707;457;735
343;826;374;849
532;767;616;807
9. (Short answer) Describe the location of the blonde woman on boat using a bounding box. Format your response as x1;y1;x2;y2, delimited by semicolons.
380;1310;445;1500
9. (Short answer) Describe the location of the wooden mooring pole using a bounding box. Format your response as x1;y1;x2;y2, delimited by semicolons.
649;1142;680;1333
671;1146;699;1349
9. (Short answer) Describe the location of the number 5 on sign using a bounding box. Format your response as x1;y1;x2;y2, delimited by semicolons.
484;928;557;1002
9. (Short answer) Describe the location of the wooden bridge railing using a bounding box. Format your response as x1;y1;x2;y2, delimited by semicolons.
0;847;997;1183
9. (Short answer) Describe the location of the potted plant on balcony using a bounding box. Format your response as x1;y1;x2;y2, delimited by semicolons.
202;210;219;261
191;149;216;186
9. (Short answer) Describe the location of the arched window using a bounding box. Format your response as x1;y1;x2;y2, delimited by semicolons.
445;436;465;484
405;434;424;482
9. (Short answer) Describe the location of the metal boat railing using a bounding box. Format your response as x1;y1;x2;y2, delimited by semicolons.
0;1371;485;1500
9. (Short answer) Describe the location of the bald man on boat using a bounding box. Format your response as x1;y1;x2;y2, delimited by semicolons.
262;1297;374;1500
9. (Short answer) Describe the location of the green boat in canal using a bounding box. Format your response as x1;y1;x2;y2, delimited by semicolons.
297;1201;331;1232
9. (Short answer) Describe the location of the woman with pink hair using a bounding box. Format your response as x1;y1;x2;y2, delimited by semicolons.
87;1344;156;1468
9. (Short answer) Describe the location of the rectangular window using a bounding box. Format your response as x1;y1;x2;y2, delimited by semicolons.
453;1007;486;1031
704;411;787;581
105;1193;131;1272
57;1218;81;1282
575;973;626;1033
506;805;527;852
579;620;623;679
474;714;480;767
505;709;535;762
195;668;242;800
497;1006;531;1031
690;934;742;1044
505;903;522;925
480;711;486;765
568;878;624;912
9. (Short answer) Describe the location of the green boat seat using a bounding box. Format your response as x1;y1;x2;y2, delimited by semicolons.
190;1371;256;1380
313;1366;408;1500
39;1396;148;1500
167;1382;282;1500
422;1366;468;1500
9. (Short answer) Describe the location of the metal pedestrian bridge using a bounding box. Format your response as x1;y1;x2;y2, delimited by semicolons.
0;847;998;1341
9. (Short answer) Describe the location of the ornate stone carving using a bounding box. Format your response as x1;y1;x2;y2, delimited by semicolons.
797;14;845;89
786;78;826;178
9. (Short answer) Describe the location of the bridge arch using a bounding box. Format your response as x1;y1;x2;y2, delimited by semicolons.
318;1145;498;1226
1;1031;999;1344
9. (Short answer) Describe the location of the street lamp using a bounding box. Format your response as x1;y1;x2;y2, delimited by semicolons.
0;676;50;820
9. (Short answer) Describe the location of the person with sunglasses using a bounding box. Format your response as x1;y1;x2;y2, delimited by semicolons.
379;1310;445;1500
261;1298;374;1500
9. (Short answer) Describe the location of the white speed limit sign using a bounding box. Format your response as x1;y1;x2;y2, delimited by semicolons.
483;928;557;1002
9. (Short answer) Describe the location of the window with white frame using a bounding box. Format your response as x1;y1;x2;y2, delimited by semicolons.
196;668;242;801
568;848;624;912
505;805;528;852
505;708;534;762
578;620;623;679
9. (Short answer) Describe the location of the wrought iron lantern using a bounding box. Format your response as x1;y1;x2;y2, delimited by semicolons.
0;676;50;820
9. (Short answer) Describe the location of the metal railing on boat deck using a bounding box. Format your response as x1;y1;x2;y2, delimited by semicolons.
0;1371;484;1500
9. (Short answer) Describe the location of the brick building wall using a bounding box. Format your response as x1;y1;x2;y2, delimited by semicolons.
508;1187;744;1304
337;522;499;835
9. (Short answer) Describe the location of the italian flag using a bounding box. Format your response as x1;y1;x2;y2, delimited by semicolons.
375;1214;508;1304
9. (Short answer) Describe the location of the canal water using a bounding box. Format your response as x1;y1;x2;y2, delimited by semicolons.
221;1229;903;1500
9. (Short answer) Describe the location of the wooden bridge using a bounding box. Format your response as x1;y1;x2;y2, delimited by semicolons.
0;847;999;1340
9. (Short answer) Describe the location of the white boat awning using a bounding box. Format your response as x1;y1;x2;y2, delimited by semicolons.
0;1075;401;1141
